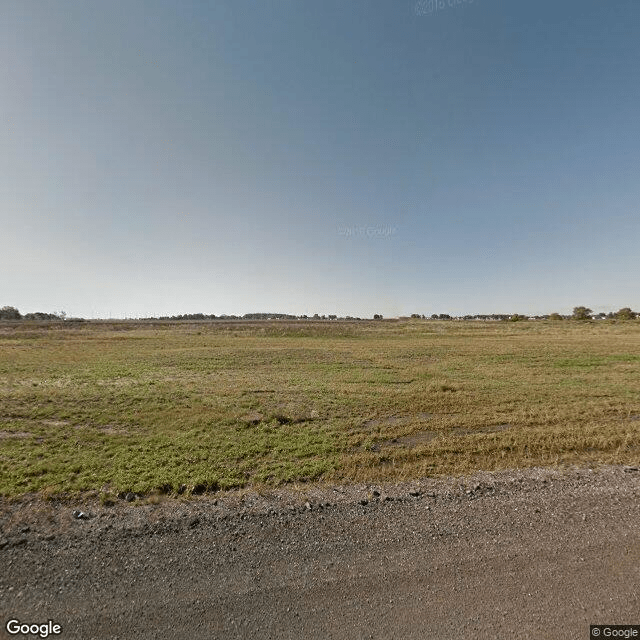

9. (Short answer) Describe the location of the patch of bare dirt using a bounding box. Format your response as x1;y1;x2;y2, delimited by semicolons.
363;412;433;429
0;431;31;439
41;420;71;427
355;419;513;451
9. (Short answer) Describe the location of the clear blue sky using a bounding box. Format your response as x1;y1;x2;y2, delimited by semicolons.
2;0;639;318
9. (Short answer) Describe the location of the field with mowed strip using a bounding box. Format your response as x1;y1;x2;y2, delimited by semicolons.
1;319;639;498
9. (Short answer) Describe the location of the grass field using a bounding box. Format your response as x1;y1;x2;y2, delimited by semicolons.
1;318;639;499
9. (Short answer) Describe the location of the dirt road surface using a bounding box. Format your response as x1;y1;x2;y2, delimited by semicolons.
1;465;639;639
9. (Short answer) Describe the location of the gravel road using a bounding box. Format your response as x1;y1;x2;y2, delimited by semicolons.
1;465;639;639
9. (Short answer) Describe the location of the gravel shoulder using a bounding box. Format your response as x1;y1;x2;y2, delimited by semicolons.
1;465;639;639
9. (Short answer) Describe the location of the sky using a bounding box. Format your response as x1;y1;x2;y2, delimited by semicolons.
2;0;639;319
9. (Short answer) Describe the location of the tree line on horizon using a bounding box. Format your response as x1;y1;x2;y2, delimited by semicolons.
0;306;65;321
1;305;638;322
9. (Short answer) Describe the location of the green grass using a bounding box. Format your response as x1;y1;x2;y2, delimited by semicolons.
0;318;639;498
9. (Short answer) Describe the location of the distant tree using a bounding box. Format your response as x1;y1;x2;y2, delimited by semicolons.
23;312;60;321
373;314;383;320
615;307;636;320
0;306;21;320
572;306;593;320
548;312;563;321
410;313;421;318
